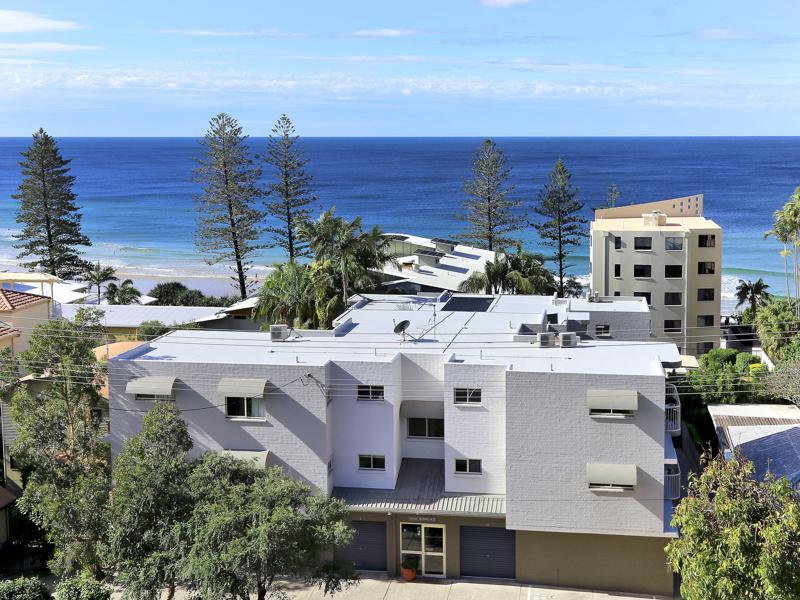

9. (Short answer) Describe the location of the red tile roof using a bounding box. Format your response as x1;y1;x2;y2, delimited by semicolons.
0;324;20;340
0;289;50;311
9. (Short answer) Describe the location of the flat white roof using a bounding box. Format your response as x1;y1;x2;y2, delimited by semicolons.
115;293;677;377
58;303;226;328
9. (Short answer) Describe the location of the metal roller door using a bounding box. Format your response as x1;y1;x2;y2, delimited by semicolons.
460;526;516;579
335;521;387;571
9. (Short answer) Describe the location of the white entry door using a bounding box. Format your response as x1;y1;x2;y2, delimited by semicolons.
400;523;446;578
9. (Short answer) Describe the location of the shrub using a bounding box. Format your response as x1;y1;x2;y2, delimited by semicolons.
136;319;170;341
0;577;50;600
55;574;110;600
735;351;761;374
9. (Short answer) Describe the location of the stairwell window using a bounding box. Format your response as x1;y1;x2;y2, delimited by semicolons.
454;388;481;404
614;264;621;278
358;455;386;470
455;458;482;474
408;417;444;439
634;237;652;250
357;385;385;401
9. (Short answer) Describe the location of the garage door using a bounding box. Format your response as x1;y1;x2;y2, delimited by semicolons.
460;526;516;579
335;521;387;571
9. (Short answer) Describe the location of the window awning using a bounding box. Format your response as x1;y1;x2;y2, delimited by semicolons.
219;449;272;468
125;376;176;396
399;400;444;419
586;463;638;487
586;389;638;411
218;378;268;398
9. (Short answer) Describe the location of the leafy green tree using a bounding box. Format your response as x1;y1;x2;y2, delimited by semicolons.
264;114;317;260
255;260;340;329
667;452;800;600
605;182;621;208
182;453;356;600
11;308;110;577
56;574;111;600
754;297;800;360
112;402;194;600
765;359;800;406
764;207;794;302
457;139;522;252
531;159;587;297
148;282;190;305
82;262;118;302
736;278;770;317
195;113;264;300
136;320;171;341
13;128;92;278
0;577;50;600
105;279;140;305
459;246;556;295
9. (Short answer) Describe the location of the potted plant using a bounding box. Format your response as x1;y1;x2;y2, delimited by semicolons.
401;556;419;581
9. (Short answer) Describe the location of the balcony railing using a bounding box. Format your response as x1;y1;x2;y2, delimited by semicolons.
665;383;681;436
665;468;681;500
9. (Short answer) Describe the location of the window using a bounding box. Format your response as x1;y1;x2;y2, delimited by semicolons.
633;264;651;278
358;455;386;470
327;456;334;474
664;319;682;333
589;482;635;492
590;408;635;418
357;385;385;401
408;417;444;439
665;237;683;251
698;261;716;275
699;234;716;248
664;292;682;306
455;458;482;474
613;291;621;297
225;396;265;419
634;237;652;250
633;291;652;305
454;388;481;404
697;288;715;301
614;263;621;277
233;315;247;320
595;324;611;337
135;393;172;401
665;265;682;278
614;236;622;250
698;341;715;354
697;315;715;327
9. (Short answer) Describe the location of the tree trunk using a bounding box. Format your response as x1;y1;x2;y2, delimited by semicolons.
784;245;791;301
341;257;349;304
166;583;176;600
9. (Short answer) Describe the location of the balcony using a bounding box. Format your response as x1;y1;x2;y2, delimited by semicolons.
665;383;681;436
665;465;681;501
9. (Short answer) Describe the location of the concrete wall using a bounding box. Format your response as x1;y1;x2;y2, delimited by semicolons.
4;300;50;353
443;362;506;495
516;530;673;597
506;370;667;536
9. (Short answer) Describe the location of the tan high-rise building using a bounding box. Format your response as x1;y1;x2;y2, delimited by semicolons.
590;195;722;356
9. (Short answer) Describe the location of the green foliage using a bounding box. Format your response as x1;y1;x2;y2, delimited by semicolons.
735;278;771;316
13;128;92;278
699;347;738;370
11;308;110;577
112;402;194;600
136;320;171;341
194;113;264;300
457;139;522;252
0;576;50;600
666;453;800;600
264;114;317;259
738;306;755;325
149;281;237;307
56;574;111;600
605;182;621;208
82;262;118;302
735;351;761;373
105;279;140;305
182;453;357;600
458;245;556;295
754;297;800;361
531;159;587;297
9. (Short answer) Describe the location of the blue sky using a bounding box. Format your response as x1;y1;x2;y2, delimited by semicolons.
0;1;798;136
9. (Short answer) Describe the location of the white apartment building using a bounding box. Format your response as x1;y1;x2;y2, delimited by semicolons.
109;292;681;596
590;195;722;356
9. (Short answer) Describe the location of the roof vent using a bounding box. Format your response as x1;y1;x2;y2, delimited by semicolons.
560;332;579;348
642;211;667;226
537;332;555;347
270;324;290;341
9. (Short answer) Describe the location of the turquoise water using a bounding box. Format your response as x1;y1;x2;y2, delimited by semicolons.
1;137;798;301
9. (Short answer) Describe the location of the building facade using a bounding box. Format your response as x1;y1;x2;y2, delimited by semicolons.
589;195;722;355
109;293;681;596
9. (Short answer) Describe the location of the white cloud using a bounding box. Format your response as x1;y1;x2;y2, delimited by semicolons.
480;0;531;7
0;9;83;33
694;28;791;43
0;43;101;55
152;28;305;38
351;28;419;38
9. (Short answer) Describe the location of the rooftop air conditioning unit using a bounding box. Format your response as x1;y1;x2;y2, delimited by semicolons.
270;324;290;341
560;332;579;348
643;211;667;226
537;332;555;347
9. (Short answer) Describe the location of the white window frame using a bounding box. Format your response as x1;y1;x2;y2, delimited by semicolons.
224;396;265;420
407;417;444;440
358;454;386;471
589;408;635;419
134;393;173;402
454;458;482;474
665;237;684;251
453;388;481;404
664;264;683;279
633;236;652;250
595;324;611;337
356;384;385;401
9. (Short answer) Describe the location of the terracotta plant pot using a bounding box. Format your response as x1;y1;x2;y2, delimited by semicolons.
401;567;417;581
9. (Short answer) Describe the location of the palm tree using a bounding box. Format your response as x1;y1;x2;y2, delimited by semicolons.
459;246;556;295
82;261;118;302
765;212;793;302
106;279;140;305
735;278;770;318
254;261;341;328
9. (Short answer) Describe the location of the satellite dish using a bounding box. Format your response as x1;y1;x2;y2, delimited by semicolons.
394;320;411;335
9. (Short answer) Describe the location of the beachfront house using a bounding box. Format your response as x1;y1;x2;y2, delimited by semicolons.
590;195;723;356
108;292;683;596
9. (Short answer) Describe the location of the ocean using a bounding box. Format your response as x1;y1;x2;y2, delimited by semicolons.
1;137;798;303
